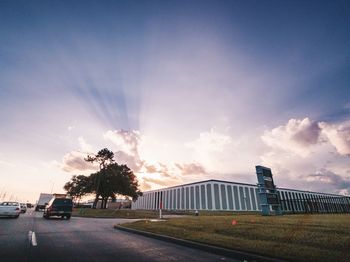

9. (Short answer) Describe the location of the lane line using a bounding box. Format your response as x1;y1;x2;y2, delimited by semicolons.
31;231;37;246
28;230;32;245
28;230;38;246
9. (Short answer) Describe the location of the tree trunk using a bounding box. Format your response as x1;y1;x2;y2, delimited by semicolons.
93;194;100;209
100;198;104;209
102;197;108;209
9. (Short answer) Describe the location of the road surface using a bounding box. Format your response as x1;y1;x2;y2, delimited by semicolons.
0;210;240;262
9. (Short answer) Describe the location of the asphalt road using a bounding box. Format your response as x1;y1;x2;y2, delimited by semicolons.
0;210;240;262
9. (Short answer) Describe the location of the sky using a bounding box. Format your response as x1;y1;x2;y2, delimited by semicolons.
0;0;349;203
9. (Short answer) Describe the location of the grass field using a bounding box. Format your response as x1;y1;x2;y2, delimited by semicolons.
72;208;256;218
121;213;350;262
72;208;161;219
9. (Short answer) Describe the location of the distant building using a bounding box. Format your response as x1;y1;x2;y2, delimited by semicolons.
131;179;350;213
84;198;131;209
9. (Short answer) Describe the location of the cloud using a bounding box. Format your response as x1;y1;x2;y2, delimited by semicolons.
78;137;94;153
103;129;146;172
305;169;350;195
143;176;180;187
141;163;173;178
319;121;350;156
104;130;140;156
140;180;152;191
185;128;234;172
175;163;207;176
186;128;232;152
260;117;350;195
262;117;350;157
102;129;211;189
103;129;209;179
144;164;157;173
61;129;209;192
115;150;143;173
261;118;322;157
0;160;16;167
61;151;97;173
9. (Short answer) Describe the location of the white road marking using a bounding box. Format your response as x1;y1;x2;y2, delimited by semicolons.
31;231;37;246
28;231;38;246
28;231;32;244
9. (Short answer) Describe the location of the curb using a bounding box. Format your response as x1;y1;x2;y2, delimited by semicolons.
73;215;123;219
72;215;146;219
115;225;286;262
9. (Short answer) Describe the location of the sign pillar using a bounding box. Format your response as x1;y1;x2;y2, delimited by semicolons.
256;165;282;216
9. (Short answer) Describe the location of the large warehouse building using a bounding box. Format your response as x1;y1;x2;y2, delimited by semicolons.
131;179;350;213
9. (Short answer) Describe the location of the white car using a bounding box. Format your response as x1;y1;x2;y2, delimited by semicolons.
0;201;21;218
20;203;27;213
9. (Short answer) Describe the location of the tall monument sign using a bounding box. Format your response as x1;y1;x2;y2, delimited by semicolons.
256;165;282;216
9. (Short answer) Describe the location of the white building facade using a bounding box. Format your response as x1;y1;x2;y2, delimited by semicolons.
131;179;350;213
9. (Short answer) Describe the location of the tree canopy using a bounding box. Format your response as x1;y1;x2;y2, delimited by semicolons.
63;175;92;202
85;148;115;169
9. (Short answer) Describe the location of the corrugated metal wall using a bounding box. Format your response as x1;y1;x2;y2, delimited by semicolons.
132;180;350;213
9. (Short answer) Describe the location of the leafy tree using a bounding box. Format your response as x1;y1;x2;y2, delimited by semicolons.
84;148;115;208
96;163;142;208
63;175;92;203
64;148;142;209
85;148;114;169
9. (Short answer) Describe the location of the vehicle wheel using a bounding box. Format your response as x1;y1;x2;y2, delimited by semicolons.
66;214;71;220
43;214;49;219
14;215;19;219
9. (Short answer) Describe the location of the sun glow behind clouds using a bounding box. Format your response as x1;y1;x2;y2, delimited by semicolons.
1;0;350;202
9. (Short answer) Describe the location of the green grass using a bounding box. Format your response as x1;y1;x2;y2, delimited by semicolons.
121;213;350;262
72;208;226;218
72;208;161;219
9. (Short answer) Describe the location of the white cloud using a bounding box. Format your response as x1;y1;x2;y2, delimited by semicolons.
319;121;350;156
261;118;322;157
175;163;207;176
185;128;234;172
78;137;94;153
186;128;232;152
0;160;16;167
304;169;350;195
261;117;350;195
61;129;210;191
262;117;350;157
143;176;180;187
61;151;97;173
104;130;140;156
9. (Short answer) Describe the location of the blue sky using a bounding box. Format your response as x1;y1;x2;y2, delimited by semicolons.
0;0;349;202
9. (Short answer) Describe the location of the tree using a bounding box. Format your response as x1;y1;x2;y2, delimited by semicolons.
85;148;115;208
85;148;114;169
63;175;92;203
64;148;142;209
96;163;142;208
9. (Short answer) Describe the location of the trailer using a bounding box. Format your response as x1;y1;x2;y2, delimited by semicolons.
35;193;53;211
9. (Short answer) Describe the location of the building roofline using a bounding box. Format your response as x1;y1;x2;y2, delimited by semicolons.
141;179;349;197
143;179;256;193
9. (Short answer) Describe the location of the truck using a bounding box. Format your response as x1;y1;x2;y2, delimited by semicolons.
35;193;53;211
35;193;67;211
